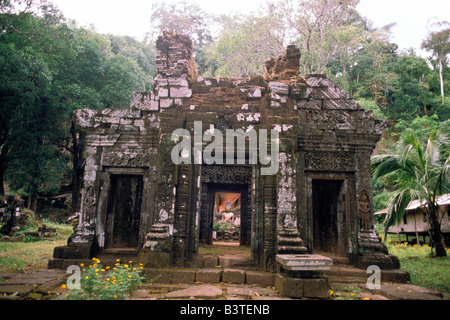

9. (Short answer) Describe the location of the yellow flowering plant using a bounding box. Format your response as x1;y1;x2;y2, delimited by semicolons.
64;257;145;300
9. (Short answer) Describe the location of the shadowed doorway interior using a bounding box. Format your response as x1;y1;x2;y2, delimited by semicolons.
312;179;347;255
104;175;143;249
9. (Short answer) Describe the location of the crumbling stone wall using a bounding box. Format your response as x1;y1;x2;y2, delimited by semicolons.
51;32;397;271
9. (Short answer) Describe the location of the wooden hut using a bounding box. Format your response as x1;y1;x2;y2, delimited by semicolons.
375;194;450;245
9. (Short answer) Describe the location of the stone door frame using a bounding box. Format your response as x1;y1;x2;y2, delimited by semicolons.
95;167;150;251
198;164;253;247
303;173;355;257
200;182;250;246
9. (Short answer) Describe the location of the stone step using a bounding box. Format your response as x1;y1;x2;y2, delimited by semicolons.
144;268;276;287
96;248;140;267
329;256;350;265
99;248;139;255
218;254;256;269
325;265;410;284
277;245;308;254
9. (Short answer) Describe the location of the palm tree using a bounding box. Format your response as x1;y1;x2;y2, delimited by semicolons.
371;130;449;257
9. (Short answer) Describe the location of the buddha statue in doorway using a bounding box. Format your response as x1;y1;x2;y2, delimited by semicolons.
222;200;235;222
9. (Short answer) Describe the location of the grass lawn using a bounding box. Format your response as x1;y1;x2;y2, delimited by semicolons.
198;242;251;256
387;240;450;293
0;220;73;273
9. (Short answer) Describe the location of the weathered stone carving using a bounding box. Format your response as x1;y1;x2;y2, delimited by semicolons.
102;148;151;167
83;186;96;225
74;109;97;128
130;91;159;111
201;165;252;185
304;151;354;172
359;190;371;231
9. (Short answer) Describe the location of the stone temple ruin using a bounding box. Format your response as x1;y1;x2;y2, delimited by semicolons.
50;32;401;296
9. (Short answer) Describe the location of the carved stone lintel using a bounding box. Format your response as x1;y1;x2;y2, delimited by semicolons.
102;148;151;167
201;165;252;185
305;151;354;172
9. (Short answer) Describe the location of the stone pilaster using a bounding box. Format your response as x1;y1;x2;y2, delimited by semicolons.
141;31;198;267
276;145;307;255
262;173;277;272
354;150;399;269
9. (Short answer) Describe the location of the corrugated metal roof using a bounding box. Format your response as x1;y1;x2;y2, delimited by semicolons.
437;193;450;206
374;208;389;215
406;199;425;210
375;193;450;214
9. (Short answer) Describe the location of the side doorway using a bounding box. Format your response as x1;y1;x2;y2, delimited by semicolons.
104;175;143;249
311;178;348;255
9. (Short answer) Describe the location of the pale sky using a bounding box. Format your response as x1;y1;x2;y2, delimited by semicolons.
51;0;450;56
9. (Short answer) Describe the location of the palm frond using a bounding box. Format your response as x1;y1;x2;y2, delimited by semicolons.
383;189;411;233
434;155;450;195
371;154;402;179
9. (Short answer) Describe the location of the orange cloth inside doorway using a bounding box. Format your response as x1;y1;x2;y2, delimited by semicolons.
218;193;240;212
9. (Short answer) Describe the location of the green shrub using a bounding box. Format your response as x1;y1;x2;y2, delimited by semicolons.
23;234;39;242
63;258;146;300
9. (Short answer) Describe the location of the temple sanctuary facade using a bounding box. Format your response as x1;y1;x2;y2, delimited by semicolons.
50;32;400;274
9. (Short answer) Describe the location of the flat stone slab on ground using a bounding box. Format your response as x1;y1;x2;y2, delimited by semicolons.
35;279;65;294
357;290;390;300
377;283;444;300
165;284;223;299
219;254;255;269
0;284;35;296
225;285;278;298
0;269;67;286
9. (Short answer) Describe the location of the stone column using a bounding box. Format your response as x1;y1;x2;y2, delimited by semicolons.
140;130;177;267
354;150;399;269
139;32;198;268
262;173;277;272
52;110;110;261
172;163;192;266
276;140;307;255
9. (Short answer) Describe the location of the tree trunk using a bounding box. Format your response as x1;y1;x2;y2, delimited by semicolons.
439;57;445;98
0;164;5;196
429;208;447;257
30;193;38;214
0;141;9;196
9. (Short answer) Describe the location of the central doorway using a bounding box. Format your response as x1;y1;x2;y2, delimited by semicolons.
200;183;250;246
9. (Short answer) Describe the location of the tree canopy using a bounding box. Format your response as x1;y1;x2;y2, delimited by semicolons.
0;0;449;221
0;0;156;210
